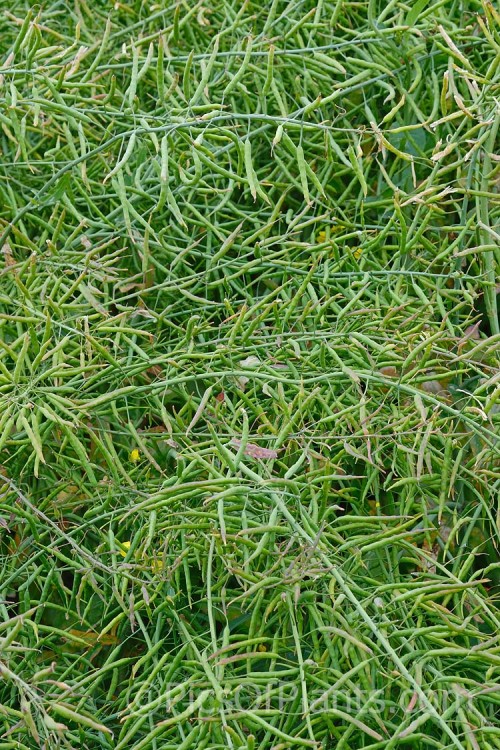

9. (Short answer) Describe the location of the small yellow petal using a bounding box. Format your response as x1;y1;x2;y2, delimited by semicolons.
129;449;140;463
119;541;131;557
150;559;163;573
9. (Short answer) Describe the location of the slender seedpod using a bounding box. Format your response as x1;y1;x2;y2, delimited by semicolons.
172;2;180;45
313;50;346;74
347;143;368;196
244;138;258;200
9;9;32;58
272;123;283;152
296;144;311;204
224;36;252;97
262;44;275;95
136;42;154;84
127;44;140;106
190;34;219;105
156;36;165;100
160;133;169;182
244;138;268;202
440;70;450;116
104;131;136;183
82;17;111;82
0;408;14;454
183;49;194;101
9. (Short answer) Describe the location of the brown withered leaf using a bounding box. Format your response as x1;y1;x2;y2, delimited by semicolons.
231;439;279;460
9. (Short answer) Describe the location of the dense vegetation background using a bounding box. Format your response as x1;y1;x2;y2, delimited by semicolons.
0;0;499;748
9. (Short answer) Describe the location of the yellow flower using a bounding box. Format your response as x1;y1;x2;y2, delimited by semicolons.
150;556;163;573
119;540;131;557
129;448;140;463
353;247;362;259
317;225;343;244
118;540;164;572
258;643;267;652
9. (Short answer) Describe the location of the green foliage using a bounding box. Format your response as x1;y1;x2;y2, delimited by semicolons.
0;0;499;748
